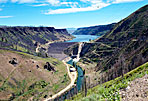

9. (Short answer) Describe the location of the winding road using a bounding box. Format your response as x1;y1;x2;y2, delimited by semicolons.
44;60;77;101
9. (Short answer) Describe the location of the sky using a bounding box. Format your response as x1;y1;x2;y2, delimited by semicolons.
0;0;147;28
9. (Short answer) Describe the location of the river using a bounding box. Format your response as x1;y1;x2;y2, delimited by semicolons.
63;35;99;99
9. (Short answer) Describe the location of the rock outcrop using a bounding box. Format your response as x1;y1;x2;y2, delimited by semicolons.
9;58;18;66
44;62;56;72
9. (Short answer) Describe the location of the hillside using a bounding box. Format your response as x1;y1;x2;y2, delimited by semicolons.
67;62;148;101
0;49;70;100
66;4;148;89
0;26;73;54
72;23;116;35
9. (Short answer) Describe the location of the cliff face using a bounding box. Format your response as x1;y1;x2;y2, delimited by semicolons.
68;5;148;86
0;26;73;53
72;23;116;35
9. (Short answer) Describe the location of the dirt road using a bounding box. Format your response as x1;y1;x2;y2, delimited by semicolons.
44;60;77;101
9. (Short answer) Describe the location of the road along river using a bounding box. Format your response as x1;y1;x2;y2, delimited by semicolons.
45;35;100;101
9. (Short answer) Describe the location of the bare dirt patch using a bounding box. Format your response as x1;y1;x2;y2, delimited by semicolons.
120;74;148;101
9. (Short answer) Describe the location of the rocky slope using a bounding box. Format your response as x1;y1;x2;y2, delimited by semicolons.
0;26;73;54
72;23;116;35
120;74;148;101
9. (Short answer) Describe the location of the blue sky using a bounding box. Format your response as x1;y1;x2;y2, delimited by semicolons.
0;0;147;28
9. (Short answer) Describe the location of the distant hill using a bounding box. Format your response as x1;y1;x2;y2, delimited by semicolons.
0;26;73;54
66;28;77;34
72;23;116;35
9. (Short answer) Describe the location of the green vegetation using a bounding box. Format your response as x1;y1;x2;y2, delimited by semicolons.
15;45;29;53
67;62;148;101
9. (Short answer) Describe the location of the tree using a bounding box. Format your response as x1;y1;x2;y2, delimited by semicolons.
1;37;4;42
120;55;125;77
72;62;75;67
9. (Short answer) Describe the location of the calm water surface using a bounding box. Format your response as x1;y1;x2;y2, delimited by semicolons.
67;35;99;42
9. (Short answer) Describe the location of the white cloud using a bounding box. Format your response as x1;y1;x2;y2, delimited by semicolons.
0;0;7;3
80;0;104;4
44;0;143;14
11;0;18;2
0;8;2;11
45;2;109;14
80;0;91;2
11;0;36;3
32;3;49;6
46;0;60;5
0;16;13;18
0;0;144;15
60;2;78;8
113;0;142;3
45;0;110;14
0;0;36;3
80;0;142;4
61;2;78;5
61;2;73;5
45;7;97;14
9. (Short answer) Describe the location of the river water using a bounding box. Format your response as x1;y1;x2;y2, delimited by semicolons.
65;35;99;97
67;35;99;42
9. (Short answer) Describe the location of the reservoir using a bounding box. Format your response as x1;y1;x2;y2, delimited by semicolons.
67;35;99;42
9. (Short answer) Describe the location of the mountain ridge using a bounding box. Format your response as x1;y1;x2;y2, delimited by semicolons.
72;23;116;35
0;26;73;54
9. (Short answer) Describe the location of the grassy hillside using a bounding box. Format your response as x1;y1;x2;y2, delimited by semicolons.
0;26;73;54
73;4;148;87
72;23;116;35
0;49;70;100
67;62;148;101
